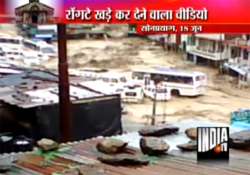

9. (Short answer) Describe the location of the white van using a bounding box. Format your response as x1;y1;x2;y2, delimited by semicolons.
144;83;171;101
23;51;49;65
120;84;144;103
0;35;23;49
0;47;23;60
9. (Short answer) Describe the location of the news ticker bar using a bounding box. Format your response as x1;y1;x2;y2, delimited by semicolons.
136;24;250;34
1;0;250;33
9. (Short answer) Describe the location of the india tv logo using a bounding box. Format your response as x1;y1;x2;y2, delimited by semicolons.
197;127;229;162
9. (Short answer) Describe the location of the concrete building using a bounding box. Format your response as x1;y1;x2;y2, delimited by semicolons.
185;34;250;86
223;35;250;87
147;34;181;51
225;35;250;66
186;34;230;67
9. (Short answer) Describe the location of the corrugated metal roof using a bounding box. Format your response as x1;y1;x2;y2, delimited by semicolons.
1;136;250;175
0;69;58;87
0;85;105;108
224;63;250;75
1;120;249;175
0;73;32;87
0;68;108;108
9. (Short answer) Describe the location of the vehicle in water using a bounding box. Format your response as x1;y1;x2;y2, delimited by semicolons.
132;67;207;100
80;72;144;103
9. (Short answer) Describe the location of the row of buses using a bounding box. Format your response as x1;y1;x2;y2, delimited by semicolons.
76;67;207;103
0;34;57;65
0;35;207;103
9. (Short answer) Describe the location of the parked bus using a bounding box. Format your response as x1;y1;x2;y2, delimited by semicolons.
0;35;56;56
0;35;23;49
34;25;57;42
100;73;128;84
23;50;49;65
132;67;207;99
23;39;40;50
36;41;57;58
81;80;143;103
0;47;23;60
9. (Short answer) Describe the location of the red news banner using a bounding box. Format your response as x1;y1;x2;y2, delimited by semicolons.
1;0;250;33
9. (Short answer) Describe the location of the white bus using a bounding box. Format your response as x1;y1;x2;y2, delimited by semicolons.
100;73;128;84
23;39;40;50
35;25;57;42
23;50;50;65
23;40;57;58
0;47;23;60
0;34;57;57
0;35;23;50
80;80;144;103
37;41;57;58
132;67;207;99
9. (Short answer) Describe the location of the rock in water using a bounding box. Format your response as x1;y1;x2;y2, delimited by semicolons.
177;141;197;151
140;137;169;155
98;154;149;166
96;139;128;154
37;138;58;151
185;128;197;140
230;130;250;149
138;125;179;137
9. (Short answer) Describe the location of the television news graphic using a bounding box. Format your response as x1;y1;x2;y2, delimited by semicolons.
197;127;229;162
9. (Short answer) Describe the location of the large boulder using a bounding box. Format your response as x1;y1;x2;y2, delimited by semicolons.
185;128;197;140
96;139;128;154
139;125;179;137
177;141;197;151
98;154;149;166
37;138;58;152
140;137;169;155
230;130;250;149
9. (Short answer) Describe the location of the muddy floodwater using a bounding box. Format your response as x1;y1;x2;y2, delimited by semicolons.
53;37;250;132
2;23;249;132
